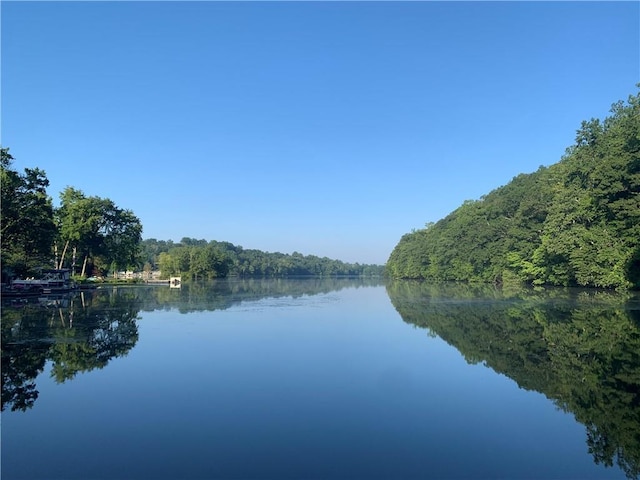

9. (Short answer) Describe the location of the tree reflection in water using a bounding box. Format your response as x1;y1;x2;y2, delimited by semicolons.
1;277;382;413
1;289;140;412
386;280;640;480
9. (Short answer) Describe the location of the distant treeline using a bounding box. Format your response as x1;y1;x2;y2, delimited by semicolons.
141;237;385;279
387;90;640;289
1;147;383;281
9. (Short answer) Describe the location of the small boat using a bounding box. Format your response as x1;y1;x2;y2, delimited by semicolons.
8;269;79;296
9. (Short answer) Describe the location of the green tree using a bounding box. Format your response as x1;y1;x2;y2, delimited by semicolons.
1;148;56;279
188;244;230;280
56;187;142;276
387;89;640;289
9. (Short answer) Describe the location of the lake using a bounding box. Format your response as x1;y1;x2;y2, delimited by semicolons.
2;278;639;480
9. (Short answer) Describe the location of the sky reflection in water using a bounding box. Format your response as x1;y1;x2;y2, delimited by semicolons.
2;280;635;479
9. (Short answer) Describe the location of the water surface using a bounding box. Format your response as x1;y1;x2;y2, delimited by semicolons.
2;279;638;479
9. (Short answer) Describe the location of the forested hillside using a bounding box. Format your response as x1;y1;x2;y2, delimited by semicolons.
387;91;640;289
140;238;384;279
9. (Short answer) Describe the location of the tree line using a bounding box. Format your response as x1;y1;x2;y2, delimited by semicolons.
1;149;143;280
1;149;383;281
387;90;640;289
140;238;385;280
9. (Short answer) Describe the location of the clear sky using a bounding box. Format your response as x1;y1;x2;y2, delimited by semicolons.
2;1;638;265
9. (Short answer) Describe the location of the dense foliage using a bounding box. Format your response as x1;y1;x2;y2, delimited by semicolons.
1;149;143;280
387;280;640;479
387;91;640;289
1;148;57;278
56;187;143;276
140;237;385;279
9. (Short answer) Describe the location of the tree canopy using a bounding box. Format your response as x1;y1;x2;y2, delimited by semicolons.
387;90;640;289
1;148;56;279
56;187;143;276
1;149;143;280
141;237;385;280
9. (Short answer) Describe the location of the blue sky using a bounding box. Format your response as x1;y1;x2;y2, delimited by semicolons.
2;1;638;265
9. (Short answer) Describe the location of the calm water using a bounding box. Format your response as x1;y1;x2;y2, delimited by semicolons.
2;278;639;480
